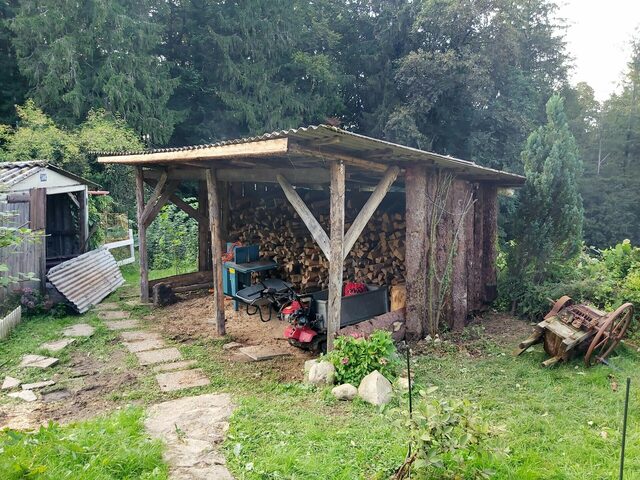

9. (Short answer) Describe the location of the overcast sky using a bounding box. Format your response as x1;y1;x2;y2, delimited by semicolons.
558;0;640;101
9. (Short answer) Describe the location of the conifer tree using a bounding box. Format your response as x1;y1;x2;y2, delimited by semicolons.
507;95;583;308
10;0;177;144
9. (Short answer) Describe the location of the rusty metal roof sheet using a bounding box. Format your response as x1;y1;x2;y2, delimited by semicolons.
0;160;99;189
96;125;525;186
47;248;125;313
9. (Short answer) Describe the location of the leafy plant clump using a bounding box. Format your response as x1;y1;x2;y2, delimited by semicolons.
327;330;400;386
396;391;502;480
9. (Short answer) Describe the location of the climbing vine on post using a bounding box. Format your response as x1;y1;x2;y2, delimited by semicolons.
425;171;475;336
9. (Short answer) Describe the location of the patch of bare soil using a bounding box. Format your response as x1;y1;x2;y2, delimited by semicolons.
467;311;534;346
0;349;139;430
155;292;313;381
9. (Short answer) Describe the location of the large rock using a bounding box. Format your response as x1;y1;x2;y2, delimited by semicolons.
332;383;357;401
303;359;319;382
358;370;393;406
307;361;336;385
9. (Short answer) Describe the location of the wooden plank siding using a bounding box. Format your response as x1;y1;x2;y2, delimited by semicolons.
0;201;44;304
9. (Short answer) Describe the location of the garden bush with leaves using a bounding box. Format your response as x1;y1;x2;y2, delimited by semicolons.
326;330;400;386
396;391;502;480
499;240;640;340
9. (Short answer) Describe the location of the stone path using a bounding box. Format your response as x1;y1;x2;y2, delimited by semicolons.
93;301;211;393
145;393;235;480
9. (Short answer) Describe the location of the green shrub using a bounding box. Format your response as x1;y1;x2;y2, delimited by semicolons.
396;391;500;479
147;200;199;272
326;330;400;386
499;240;640;342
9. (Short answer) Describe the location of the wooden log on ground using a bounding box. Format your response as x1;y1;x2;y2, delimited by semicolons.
339;308;406;342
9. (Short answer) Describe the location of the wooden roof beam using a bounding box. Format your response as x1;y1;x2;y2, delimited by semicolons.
97;138;289;164
288;143;389;172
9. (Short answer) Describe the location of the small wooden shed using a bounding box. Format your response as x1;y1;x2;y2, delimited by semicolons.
98;125;524;348
0;161;95;299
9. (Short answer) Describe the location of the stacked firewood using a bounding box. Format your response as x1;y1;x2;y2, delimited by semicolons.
228;188;406;292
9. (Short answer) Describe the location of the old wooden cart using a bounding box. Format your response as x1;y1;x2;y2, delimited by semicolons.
516;296;634;367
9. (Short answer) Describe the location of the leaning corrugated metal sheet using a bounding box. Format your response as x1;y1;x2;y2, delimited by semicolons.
47;247;125;313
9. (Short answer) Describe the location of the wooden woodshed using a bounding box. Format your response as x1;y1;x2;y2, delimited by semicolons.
0;161;96;301
98;125;524;348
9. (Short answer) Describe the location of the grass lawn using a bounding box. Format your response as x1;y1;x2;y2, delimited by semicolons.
1;264;639;479
221;337;640;480
0;408;167;479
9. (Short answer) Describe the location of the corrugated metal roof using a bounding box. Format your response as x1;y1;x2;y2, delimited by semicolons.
47;248;125;313
96;125;525;186
0;161;47;186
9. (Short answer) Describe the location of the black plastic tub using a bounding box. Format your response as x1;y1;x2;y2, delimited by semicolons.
310;285;389;331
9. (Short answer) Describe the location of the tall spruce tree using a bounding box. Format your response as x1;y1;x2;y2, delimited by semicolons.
0;0;27;125
10;0;178;144
162;0;344;145
506;95;583;308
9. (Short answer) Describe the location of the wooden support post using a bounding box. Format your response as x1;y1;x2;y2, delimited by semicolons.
220;181;230;243
198;180;211;272
29;187;47;294
327;161;345;352
481;184;498;303
342;166;399;259
451;180;470;331
78;187;89;253
206;168;226;335
135;167;149;303
470;185;484;310
276;174;331;259
404;166;428;339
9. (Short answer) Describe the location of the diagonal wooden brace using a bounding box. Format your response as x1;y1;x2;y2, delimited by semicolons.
276;174;331;259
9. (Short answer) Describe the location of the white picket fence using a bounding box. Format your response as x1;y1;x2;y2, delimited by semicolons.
0;305;22;340
104;228;136;266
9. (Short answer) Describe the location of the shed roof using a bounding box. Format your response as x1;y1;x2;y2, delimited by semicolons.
97;125;525;187
0;161;98;189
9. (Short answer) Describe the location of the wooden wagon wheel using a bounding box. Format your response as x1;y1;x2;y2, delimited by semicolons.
584;303;634;366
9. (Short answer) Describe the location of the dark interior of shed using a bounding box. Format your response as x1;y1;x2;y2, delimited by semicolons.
45;192;82;270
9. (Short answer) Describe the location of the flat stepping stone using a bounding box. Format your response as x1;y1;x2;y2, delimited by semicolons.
39;338;76;352
153;360;198;373
222;342;243;351
238;345;292;361
145;393;234;479
122;338;166;353
20;354;59;369
2;376;21;390
136;347;182;366
98;310;130;320
105;319;140;331
42;389;71;402
8;390;37;402
22;380;55;390
94;302;121;311
120;331;162;342
155;369;210;392
62;324;95;337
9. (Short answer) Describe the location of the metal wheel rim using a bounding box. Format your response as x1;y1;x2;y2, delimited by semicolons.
585;303;634;366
